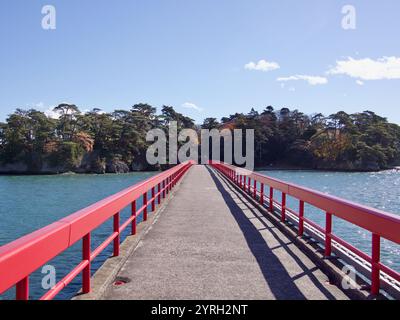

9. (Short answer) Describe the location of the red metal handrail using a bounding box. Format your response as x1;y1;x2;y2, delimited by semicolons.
0;161;194;300
210;162;400;297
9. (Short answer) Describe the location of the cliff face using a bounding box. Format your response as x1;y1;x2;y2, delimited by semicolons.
313;161;382;172
0;151;158;174
0;162;29;174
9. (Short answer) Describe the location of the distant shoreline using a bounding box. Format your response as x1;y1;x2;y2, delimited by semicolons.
1;165;399;176
256;164;400;173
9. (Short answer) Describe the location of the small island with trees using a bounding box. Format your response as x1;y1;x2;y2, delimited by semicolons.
0;103;399;174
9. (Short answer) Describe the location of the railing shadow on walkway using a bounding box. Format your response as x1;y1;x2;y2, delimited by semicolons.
206;166;349;300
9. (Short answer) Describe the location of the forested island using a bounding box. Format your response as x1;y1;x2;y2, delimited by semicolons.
0;103;399;174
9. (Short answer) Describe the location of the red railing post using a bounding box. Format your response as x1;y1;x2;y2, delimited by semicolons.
162;180;166;198
113;212;120;257
253;180;257;199
158;183;161;204
82;233;91;294
151;187;156;212
247;177;251;194
269;187;274;212
260;183;264;205
240;175;243;189
281;193;286;222
371;233;381;295
325;212;332;257
131;200;137;235
299;200;304;236
16;276;29;300
143;192;148;221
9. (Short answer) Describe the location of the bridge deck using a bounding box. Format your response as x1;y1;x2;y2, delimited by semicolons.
103;165;348;300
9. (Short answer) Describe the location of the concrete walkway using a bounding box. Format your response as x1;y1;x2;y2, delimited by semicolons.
103;165;348;300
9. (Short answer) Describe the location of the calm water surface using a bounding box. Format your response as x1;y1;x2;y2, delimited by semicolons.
0;169;399;299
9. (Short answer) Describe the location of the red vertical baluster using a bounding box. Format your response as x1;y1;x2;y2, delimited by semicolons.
281;193;286;222
131;200;137;235
248;177;251;194
158;183;161;204
82;233;91;293
16;276;29;300
143;193;148;221
260;183;264;205
325;212;332;257
163;180;166;198
113;212;120;256
253;180;257;199
269;187;274;212
371;234;381;295
299;200;304;236
151;187;156;212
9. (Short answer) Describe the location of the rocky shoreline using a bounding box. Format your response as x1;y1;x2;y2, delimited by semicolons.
0;153;161;175
1;162;397;175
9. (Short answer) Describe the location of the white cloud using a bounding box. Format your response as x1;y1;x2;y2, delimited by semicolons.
327;56;400;80
44;107;61;119
277;75;328;85
244;59;280;72
26;102;59;119
182;102;203;112
356;80;364;86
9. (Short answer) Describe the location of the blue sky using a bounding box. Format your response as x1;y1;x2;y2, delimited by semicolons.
0;0;399;123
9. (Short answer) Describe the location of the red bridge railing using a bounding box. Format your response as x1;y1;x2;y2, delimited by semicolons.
0;161;194;300
210;162;400;298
